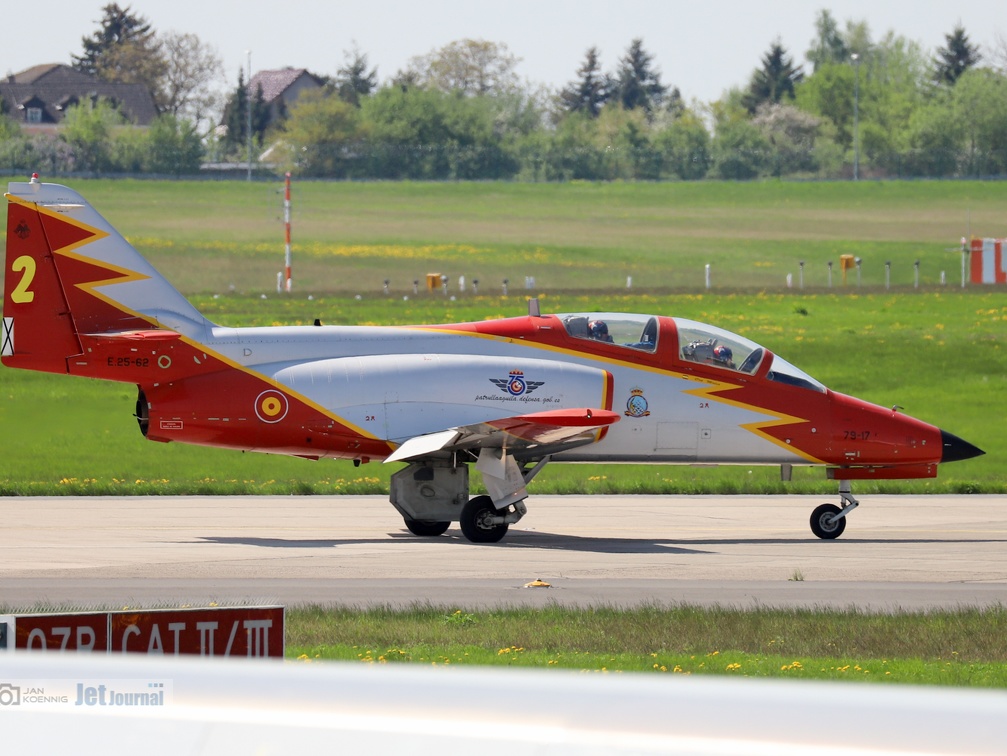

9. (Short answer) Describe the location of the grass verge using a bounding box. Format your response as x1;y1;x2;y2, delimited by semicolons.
285;605;1007;687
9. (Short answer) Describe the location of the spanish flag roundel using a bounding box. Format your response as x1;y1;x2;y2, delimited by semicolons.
254;389;289;423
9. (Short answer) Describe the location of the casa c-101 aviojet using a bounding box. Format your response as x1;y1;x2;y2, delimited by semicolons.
2;178;985;543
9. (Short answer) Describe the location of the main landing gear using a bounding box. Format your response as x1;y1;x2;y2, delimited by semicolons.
809;480;860;540
389;453;548;544
459;495;527;544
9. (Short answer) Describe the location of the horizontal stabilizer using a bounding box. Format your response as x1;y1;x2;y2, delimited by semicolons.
84;329;182;342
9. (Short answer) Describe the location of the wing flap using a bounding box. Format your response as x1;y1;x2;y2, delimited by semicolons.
384;429;461;464
384;408;619;463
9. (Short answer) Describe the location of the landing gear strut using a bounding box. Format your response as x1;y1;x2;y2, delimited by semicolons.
810;481;860;540
390;454;550;543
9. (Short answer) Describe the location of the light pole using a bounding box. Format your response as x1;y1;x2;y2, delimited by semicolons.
851;52;860;181
246;50;252;182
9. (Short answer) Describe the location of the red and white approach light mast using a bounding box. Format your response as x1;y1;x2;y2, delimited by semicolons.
284;172;292;292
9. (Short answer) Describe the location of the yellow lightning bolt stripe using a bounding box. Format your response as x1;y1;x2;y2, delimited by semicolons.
410;325;825;463
683;380;825;464
13;196;383;445
14;195;150;314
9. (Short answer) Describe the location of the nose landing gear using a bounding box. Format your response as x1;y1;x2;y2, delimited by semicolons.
809;481;860;540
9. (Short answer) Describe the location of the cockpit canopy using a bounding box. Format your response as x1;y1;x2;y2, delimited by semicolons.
675;319;765;374
559;313;658;351
557;313;826;393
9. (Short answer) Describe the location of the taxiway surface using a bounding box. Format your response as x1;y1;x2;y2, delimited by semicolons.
2;494;1005;610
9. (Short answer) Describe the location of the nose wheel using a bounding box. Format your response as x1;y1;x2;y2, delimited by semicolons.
810;503;846;539
809;482;860;540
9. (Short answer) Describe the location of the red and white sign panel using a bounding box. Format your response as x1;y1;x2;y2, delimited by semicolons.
111;607;284;657
970;237;1007;284
8;612;109;652
1;607;283;658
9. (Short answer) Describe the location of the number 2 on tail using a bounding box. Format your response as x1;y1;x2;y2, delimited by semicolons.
10;255;36;303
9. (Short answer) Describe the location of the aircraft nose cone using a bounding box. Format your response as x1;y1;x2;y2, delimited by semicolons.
941;430;985;463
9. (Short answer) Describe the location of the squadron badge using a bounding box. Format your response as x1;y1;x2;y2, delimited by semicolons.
625;388;650;418
490;370;544;397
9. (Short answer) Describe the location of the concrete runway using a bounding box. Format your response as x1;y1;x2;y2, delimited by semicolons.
2;494;1006;611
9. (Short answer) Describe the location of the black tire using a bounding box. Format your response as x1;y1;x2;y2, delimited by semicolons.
810;503;846;540
459;495;509;543
403;518;450;537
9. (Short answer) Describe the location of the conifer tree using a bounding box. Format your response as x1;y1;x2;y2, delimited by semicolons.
336;47;378;107
614;39;669;116
935;25;982;85
743;41;804;114
560;47;610;118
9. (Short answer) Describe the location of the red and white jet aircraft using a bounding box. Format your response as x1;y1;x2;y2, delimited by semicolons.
3;178;984;542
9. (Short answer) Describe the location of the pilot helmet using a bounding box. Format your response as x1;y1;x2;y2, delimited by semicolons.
588;320;609;338
713;345;733;362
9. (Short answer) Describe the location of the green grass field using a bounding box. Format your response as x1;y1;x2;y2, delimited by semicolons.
13;178;1007;294
1;179;1002;495
288;605;1007;686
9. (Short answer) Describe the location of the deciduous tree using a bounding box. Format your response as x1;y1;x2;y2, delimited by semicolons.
60;99;125;172
952;68;1007;175
751;102;821;175
361;85;518;178
407;39;521;96
806;10;849;71
278;89;365;176
651;112;711;180
160;31;225;129
144;114;204;174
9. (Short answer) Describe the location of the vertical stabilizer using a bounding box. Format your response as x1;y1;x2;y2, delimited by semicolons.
3;180;211;374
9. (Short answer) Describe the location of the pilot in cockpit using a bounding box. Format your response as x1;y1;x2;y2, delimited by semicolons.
712;344;735;369
588;320;614;343
683;338;735;369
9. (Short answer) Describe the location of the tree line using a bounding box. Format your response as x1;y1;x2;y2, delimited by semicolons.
2;5;1006;180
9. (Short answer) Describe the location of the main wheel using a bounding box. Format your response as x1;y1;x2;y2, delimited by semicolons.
403;518;450;537
810;503;846;540
459;495;509;543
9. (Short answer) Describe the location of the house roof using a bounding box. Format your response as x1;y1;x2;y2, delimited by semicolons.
1;63;158;125
249;68;323;105
8;63;94;86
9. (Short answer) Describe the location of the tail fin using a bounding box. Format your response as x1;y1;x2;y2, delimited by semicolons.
3;179;210;374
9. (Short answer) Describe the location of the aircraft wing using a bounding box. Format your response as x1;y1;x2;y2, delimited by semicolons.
385;407;620;464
